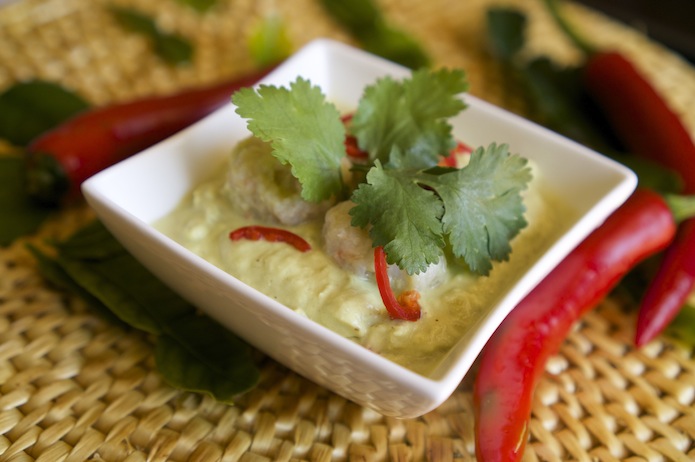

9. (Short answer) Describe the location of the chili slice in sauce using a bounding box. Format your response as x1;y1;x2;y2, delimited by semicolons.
230;226;312;253
374;246;421;321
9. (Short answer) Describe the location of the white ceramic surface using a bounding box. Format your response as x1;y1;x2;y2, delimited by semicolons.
82;38;637;418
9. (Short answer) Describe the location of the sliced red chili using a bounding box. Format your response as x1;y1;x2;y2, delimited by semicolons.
341;113;369;160
229;226;311;252
373;246;421;321
439;140;473;167
344;134;368;159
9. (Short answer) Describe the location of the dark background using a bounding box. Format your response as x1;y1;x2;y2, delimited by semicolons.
574;0;695;63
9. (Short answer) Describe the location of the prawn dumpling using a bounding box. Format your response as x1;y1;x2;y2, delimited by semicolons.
323;201;448;290
323;200;374;278
225;136;334;226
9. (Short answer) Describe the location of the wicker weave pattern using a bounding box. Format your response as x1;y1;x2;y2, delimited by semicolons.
1;0;695;460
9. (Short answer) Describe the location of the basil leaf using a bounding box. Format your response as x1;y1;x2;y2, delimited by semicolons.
55;219;127;260
0;155;53;246
156;314;260;402
109;5;158;34
32;219;261;400
175;0;218;13
109;5;194;65
484;7;684;195
359;25;430;70
28;244;126;325
0;80;90;147
153;33;194;66
319;0;429;69
486;8;526;61
56;255;163;334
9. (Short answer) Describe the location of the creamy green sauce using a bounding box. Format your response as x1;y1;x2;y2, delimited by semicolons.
155;138;574;376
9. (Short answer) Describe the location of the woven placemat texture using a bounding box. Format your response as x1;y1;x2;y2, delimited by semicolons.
2;0;695;460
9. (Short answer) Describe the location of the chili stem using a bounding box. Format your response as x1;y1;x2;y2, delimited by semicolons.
663;194;695;224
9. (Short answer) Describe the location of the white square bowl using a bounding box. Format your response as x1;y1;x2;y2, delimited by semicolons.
82;38;637;418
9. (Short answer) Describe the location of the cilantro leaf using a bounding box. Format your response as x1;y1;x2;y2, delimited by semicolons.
232;70;530;277
424;143;531;275
350;68;469;169
350;161;445;274
351;144;531;276
232;78;346;202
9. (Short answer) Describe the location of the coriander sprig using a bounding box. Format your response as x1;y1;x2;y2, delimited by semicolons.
232;69;531;276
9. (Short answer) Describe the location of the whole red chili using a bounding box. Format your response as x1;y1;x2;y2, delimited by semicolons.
26;68;270;206
374;246;421;321
473;189;676;462
581;53;695;346
230;225;312;253
545;0;695;347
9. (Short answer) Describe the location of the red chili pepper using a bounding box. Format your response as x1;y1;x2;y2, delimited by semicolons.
544;0;695;347
230;225;312;253
582;52;695;346
25;68;271;206
374;246;421;321
473;189;676;462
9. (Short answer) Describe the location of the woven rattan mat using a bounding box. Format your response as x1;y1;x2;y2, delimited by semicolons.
2;0;695;460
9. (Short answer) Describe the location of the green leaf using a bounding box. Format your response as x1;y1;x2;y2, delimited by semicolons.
485;9;607;149
31;219;261;399
232;78;346;202
318;0;381;33
486;8;527;62
0;155;53;246
319;0;429;69
351;68;468;168
109;5;158;35
484;8;682;196
519;57;606;146
27;243;126;326
175;0;218;13
46;220;191;333
351;144;531;276
426;143;531;275
55;219;128;260
359;24;431;70
0;80;90;147
232;68;528;277
350;161;445;274
56;255;164;334
156;313;260;402
152;33;194;66
248;14;292;68
109;5;193;66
